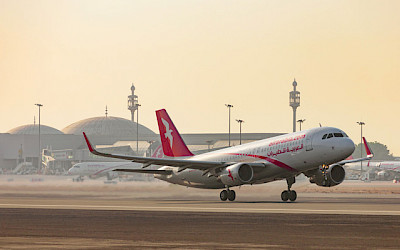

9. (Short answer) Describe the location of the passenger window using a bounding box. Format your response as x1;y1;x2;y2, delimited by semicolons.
334;133;343;137
322;134;327;139
327;133;333;138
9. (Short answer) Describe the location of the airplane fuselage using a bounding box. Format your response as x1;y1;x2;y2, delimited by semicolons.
377;161;400;172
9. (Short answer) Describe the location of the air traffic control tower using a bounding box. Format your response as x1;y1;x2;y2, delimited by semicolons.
128;84;139;122
289;79;300;132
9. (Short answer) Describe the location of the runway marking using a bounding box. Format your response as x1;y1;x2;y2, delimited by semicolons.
0;203;399;215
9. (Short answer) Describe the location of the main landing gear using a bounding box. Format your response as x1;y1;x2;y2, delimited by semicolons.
281;177;297;202
220;188;236;201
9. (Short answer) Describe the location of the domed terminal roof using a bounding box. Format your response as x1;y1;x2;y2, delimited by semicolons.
62;116;156;137
8;124;64;135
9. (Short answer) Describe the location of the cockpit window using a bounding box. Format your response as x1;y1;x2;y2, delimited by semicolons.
343;132;348;137
334;133;344;137
327;133;333;138
322;134;327;139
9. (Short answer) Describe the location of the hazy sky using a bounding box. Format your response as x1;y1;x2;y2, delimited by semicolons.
1;0;400;154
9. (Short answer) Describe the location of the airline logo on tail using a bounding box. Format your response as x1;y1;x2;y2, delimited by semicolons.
161;118;174;148
156;109;194;158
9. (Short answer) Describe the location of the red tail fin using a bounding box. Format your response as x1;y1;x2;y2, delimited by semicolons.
156;109;194;157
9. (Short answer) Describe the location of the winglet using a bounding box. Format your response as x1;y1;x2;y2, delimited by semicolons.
83;132;95;152
362;137;373;158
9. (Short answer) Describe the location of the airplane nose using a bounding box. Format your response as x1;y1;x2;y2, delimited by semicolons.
345;138;356;154
333;138;355;157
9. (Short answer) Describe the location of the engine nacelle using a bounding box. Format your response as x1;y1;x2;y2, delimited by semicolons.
305;165;345;187
219;163;253;186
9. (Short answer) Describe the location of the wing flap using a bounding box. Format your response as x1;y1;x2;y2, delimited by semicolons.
114;169;173;175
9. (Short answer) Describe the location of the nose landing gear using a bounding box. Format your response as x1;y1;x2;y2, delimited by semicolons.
281;177;297;202
220;189;236;201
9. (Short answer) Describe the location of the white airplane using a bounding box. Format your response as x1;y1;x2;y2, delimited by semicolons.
83;109;373;202
68;145;164;182
376;161;400;180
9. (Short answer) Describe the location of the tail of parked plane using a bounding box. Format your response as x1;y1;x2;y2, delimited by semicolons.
151;144;164;158
156;109;194;157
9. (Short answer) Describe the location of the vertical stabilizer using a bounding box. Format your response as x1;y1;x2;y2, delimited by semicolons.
156;109;194;157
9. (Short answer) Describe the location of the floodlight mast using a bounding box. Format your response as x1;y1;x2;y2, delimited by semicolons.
236;119;244;145
297;119;306;131
35;103;43;172
357;121;366;177
225;104;233;146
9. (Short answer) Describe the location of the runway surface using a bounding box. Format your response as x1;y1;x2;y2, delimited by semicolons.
1;195;400;216
1;176;400;248
1;208;399;249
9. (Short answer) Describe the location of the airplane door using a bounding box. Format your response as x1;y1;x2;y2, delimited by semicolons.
306;137;313;151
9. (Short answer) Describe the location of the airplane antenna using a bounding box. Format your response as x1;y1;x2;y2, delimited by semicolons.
105;106;108;117
319;123;322;127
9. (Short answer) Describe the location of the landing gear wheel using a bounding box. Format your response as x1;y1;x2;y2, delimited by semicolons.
281;190;289;201
228;190;236;201
220;190;228;201
289;190;297;202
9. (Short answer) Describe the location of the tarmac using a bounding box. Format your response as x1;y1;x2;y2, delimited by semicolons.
0;175;399;249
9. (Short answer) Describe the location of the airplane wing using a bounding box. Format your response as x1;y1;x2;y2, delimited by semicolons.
83;132;230;170
331;137;373;167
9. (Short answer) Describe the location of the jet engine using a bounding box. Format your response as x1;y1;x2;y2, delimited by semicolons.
305;165;345;187
219;163;253;186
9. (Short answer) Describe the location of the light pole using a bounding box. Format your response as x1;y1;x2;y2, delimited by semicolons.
236;119;244;145
357;121;365;178
297;119;306;131
225;104;233;146
136;104;141;154
147;140;155;156
35;103;43;172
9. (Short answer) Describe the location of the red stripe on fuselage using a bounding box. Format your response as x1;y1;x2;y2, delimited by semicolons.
226;153;298;172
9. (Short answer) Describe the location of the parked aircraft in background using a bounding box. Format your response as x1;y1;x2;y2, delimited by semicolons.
376;161;400;181
83;109;373;202
68;145;163;182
